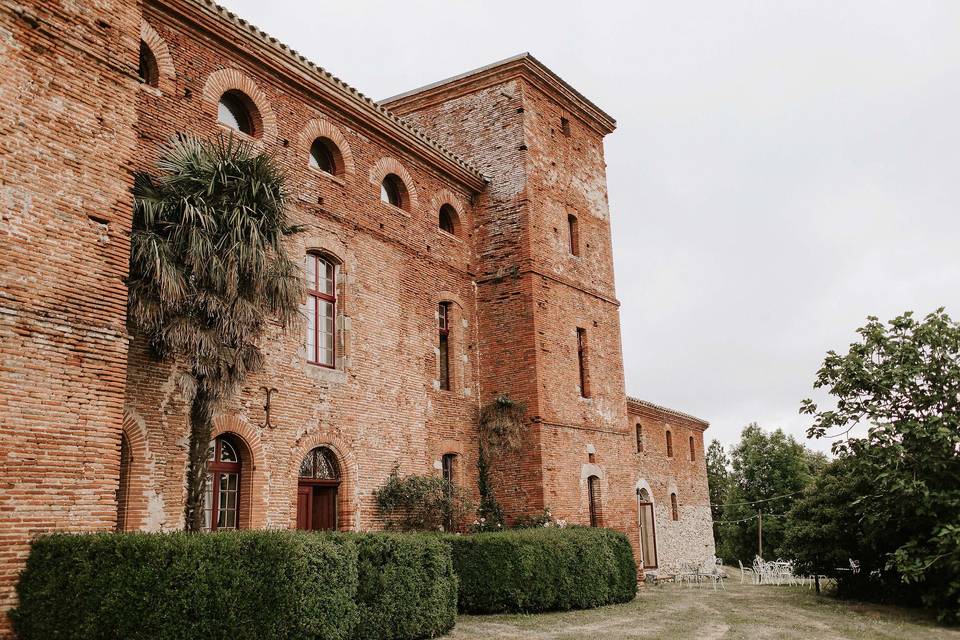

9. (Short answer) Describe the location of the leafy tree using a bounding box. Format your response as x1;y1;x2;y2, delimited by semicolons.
717;424;821;563
705;439;731;550
128;135;302;531
797;309;960;621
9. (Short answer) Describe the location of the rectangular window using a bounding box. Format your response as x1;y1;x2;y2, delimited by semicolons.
666;430;673;458
636;424;643;453
588;476;601;527
690;435;696;461
306;254;336;367
577;327;590;397
567;214;580;256
439;303;450;391
560;116;571;136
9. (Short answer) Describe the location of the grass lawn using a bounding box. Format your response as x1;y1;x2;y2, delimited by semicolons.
449;575;958;639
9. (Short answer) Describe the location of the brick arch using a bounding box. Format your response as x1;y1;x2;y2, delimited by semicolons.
202;68;278;146
635;478;655;505
118;407;152;531
299;118;355;176
433;289;465;310
430;189;466;236
211;414;267;529
139;20;176;94
290;431;358;531
369;157;419;214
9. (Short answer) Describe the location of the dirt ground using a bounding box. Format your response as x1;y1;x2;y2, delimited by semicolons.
449;576;958;639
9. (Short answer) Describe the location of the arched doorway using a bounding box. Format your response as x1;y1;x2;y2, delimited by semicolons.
297;446;340;530
116;433;132;532
206;434;242;531
637;488;658;569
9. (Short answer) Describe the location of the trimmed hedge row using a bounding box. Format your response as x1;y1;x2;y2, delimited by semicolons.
11;531;456;640
12;527;636;638
446;527;637;614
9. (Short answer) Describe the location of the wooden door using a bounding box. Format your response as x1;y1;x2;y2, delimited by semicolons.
296;485;312;530
311;486;337;531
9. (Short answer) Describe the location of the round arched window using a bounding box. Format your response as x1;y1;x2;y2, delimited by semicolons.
439;204;457;235
380;174;404;208
217;90;257;136
309;138;339;175
299;446;340;480
138;41;159;87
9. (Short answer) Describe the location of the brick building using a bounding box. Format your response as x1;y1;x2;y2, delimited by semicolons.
0;0;714;627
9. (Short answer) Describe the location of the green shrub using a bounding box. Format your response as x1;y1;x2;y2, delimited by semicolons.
11;530;358;640
446;527;637;614
351;533;457;640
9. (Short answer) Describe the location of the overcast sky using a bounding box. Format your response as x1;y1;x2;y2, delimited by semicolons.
220;0;960;453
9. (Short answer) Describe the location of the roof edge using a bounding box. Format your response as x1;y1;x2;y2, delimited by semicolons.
627;396;710;428
156;0;487;190
381;53;617;137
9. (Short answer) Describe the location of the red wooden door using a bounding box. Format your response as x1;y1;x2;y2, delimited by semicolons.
311;486;337;531
296;485;312;530
297;483;338;530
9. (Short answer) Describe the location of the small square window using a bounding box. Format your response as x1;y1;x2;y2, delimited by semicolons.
560;117;571;136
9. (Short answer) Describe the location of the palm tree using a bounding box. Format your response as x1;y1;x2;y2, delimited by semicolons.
128;135;303;531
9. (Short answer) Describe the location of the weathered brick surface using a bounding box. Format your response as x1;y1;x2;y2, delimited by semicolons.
0;0;140;634
0;1;715;629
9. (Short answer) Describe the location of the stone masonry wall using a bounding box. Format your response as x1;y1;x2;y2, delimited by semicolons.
0;0;141;631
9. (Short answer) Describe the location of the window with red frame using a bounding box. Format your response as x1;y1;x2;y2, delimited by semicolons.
205;435;242;531
306;253;335;367
438;302;451;390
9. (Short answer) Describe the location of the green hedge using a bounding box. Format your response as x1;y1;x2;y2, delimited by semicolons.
352;533;457;640
11;530;357;640
446;527;637;614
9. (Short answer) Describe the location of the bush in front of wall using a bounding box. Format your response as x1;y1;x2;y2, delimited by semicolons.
446;526;637;614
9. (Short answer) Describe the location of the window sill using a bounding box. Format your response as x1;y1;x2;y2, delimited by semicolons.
302;361;347;384
216;123;258;144
307;165;346;186
379;201;411;217
436;228;464;243
138;82;162;97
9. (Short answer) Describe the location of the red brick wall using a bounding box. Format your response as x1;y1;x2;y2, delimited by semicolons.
0;0;140;631
119;2;484;533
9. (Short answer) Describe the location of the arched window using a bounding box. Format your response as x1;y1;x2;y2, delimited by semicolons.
305;252;336;368
441;453;457;485
217;90;258;136
587;475;602;527
637;488;657;569
567;214;580;256
665;430;673;458
138;41;158;87
297;446;341;531
670;493;679;521
438;302;451;391
439;204;458;235
689;435;696;461
309;137;341;175
381;174;405;208
116;433;132;531
205;435;242;531
635;423;643;453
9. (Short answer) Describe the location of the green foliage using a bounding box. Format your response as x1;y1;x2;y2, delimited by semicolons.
12;531;460;640
478;395;527;452
128;134;303;530
705;439;732;550
351;533;457;640
474;446;504;531
446;527;637;614
795;309;960;623
11;531;358;640
374;467;472;532
715;424;823;563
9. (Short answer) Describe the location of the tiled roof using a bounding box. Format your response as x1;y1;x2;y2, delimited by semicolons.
626;396;710;426
185;0;487;185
